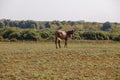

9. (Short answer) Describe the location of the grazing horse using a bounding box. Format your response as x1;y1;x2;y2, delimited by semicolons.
55;30;74;48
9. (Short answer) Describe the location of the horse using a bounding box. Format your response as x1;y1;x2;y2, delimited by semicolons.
55;30;75;48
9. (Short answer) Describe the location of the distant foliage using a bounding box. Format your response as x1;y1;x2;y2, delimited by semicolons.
0;36;3;41
114;35;120;41
80;31;109;40
101;22;113;31
0;28;40;41
40;29;54;41
45;22;51;28
72;30;120;41
0;21;5;28
0;27;120;41
0;19;120;31
0;19;120;41
21;30;40;41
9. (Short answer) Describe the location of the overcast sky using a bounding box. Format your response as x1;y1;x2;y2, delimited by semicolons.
0;0;120;22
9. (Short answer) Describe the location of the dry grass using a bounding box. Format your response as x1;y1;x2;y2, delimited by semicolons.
0;41;120;80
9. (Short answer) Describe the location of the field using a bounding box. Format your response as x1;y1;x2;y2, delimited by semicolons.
0;41;120;80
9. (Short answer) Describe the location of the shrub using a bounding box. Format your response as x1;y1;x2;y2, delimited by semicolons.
9;32;21;40
41;32;49;39
21;30;40;41
101;22;113;31
81;31;110;40
0;36;3;41
114;35;120;41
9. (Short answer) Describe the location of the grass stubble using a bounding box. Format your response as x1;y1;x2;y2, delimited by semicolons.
0;41;120;80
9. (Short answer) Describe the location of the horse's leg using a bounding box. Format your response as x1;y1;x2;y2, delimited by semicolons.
55;37;58;49
64;39;67;48
58;40;61;48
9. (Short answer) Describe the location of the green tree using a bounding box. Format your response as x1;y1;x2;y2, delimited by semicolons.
41;32;49;39
21;30;40;41
9;31;21;40
114;35;120;41
0;21;5;28
45;22;51;28
101;22;112;31
2;28;16;38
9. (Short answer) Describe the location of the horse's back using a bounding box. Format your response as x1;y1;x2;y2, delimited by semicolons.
56;30;66;35
55;30;67;39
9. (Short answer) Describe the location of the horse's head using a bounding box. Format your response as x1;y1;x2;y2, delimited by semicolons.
66;29;75;37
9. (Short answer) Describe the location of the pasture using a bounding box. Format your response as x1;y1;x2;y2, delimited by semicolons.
0;41;120;80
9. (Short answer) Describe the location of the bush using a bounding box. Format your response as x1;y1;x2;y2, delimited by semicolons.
0;36;3;41
9;32;21;40
79;31;110;40
40;32;49;39
2;28;15;38
40;29;53;40
21;30;40;41
0;27;120;41
72;31;81;40
83;31;96;40
101;22;113;31
0;27;21;39
114;35;120;41
96;32;109;40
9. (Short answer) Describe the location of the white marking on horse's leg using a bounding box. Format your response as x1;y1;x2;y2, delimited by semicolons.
58;38;62;41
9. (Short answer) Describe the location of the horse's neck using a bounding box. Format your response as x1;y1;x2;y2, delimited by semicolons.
67;32;72;36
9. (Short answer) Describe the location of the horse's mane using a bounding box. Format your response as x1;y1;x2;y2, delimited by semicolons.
66;30;74;36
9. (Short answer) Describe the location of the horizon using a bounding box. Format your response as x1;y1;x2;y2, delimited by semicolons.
0;19;119;23
0;0;120;23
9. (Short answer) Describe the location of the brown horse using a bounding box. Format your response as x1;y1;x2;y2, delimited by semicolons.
55;30;75;48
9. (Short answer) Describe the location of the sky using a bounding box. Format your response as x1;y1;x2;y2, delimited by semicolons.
0;0;120;22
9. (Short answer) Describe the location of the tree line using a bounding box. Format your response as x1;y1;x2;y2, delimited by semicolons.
0;27;120;42
0;19;120;31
